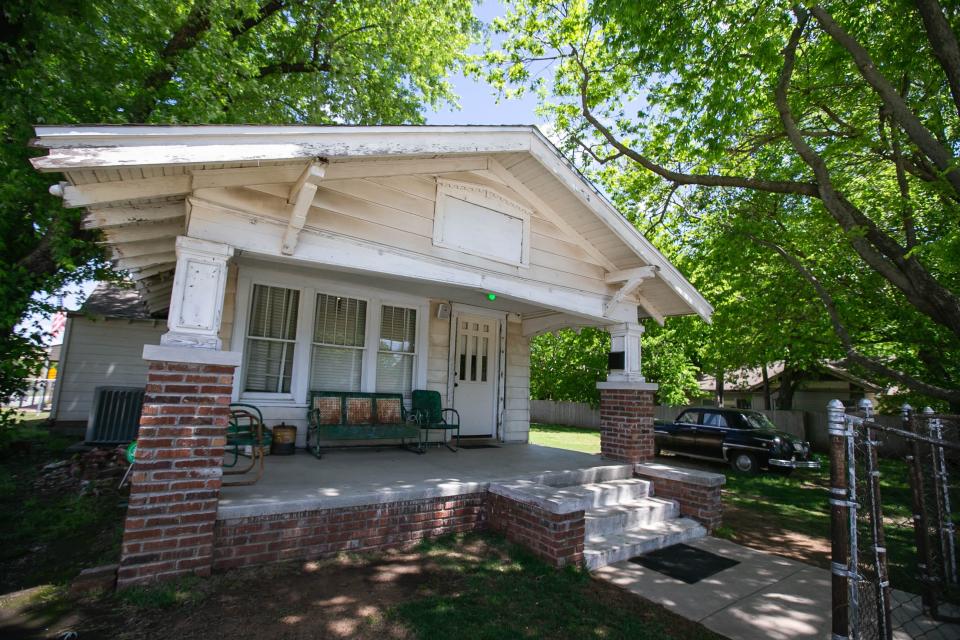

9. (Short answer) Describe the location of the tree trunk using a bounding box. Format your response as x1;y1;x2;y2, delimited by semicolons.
715;369;725;407
778;365;797;410
762;364;772;410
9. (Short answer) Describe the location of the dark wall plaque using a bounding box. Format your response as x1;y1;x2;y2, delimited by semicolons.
608;351;625;370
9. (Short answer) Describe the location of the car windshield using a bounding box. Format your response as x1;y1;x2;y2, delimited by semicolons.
741;412;777;430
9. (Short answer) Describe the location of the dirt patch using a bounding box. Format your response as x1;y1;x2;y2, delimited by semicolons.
720;503;831;569
0;536;722;640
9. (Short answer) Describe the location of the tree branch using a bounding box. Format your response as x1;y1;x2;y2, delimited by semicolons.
914;0;960;119
749;234;960;403
810;4;960;197
130;1;286;121
777;8;960;340
572;53;820;198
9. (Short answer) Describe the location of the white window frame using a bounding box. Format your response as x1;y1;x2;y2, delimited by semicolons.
433;178;531;268
309;291;371;394
375;303;420;397
232;263;429;406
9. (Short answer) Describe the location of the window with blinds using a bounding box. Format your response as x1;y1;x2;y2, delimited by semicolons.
377;305;417;397
309;293;367;392
244;285;300;393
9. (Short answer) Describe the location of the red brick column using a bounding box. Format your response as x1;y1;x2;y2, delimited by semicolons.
118;351;238;588
597;383;657;464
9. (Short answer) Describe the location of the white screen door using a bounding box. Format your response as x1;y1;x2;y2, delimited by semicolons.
452;315;500;437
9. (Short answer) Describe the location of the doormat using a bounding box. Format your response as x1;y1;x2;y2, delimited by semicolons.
457;444;500;449
629;543;739;584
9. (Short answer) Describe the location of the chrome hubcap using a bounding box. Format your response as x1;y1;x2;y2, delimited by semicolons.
734;454;753;471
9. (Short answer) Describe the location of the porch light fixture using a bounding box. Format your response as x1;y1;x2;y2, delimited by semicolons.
486;293;497;301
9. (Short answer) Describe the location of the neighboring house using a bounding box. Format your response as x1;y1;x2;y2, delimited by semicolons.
50;284;164;428
32;125;714;587
698;361;882;412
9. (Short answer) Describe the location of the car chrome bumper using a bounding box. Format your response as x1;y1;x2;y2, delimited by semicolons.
768;458;821;469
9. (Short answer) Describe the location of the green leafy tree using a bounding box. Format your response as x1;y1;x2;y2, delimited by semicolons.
488;0;960;409
0;0;478;409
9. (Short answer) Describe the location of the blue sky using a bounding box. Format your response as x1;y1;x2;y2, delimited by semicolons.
424;0;542;126
36;1;546;340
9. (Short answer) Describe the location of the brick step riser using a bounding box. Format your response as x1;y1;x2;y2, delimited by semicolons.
583;524;706;571
585;502;679;538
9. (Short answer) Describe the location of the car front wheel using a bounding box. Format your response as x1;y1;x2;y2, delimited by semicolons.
730;451;759;475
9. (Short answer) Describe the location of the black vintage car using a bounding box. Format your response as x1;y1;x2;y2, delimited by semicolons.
654;407;820;474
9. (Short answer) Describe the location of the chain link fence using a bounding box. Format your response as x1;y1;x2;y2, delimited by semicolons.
830;400;960;639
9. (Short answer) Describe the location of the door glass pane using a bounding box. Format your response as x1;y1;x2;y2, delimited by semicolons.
480;337;488;382
458;334;466;380
470;335;478;381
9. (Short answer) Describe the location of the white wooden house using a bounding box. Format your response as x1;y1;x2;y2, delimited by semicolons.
32;125;717;586
36;125;711;444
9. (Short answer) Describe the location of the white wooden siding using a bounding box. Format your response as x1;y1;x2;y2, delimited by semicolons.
427;301;450;400
190;173;612;298
53;317;165;423
502;317;531;442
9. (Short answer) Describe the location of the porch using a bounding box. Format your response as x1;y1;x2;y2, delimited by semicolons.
217;443;612;519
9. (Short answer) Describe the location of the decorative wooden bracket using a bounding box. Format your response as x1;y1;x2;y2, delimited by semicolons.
603;266;658;317
281;161;326;255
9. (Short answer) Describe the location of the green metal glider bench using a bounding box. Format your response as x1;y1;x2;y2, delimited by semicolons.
306;391;420;458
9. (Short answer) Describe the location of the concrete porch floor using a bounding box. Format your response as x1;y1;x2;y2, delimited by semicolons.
218;443;614;519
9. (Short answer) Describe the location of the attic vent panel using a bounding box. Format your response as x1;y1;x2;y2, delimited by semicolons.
433;178;531;267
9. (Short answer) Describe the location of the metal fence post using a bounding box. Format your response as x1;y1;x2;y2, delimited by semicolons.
860;398;892;639
905;403;935;613
829;398;851;639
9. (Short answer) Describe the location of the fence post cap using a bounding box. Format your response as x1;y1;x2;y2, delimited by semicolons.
901;403;912;412
827;399;845;411
923;406;935;415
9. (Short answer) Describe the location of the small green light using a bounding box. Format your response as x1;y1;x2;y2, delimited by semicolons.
487;293;497;301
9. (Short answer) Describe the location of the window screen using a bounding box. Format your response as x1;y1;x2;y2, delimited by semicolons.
244;285;299;393
376;305;416;397
309;293;367;392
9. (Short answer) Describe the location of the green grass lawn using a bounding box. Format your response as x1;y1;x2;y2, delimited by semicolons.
530;423;601;454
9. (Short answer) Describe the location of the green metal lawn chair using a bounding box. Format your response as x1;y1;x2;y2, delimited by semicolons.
224;403;271;486
411;390;460;452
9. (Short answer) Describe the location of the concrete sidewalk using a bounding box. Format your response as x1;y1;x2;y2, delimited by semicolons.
594;537;959;640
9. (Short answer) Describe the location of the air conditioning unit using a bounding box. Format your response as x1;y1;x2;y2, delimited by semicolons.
86;386;146;444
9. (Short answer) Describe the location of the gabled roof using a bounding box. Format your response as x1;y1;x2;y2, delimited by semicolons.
72;282;156;320
699;361;883;393
31;124;712;322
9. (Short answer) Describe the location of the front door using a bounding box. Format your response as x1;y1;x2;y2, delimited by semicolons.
452;315;500;437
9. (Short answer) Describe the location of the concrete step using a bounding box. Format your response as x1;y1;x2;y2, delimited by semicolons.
545;478;653;511
584;497;679;538
583;517;708;571
489;477;652;514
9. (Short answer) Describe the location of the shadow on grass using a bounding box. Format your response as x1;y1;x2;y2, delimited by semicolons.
390;533;723;640
2;534;723;640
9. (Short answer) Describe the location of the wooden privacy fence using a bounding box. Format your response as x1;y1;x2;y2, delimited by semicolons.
530;399;600;428
530;399;806;439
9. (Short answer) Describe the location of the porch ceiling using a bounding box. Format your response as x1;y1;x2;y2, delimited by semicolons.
217;444;616;519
